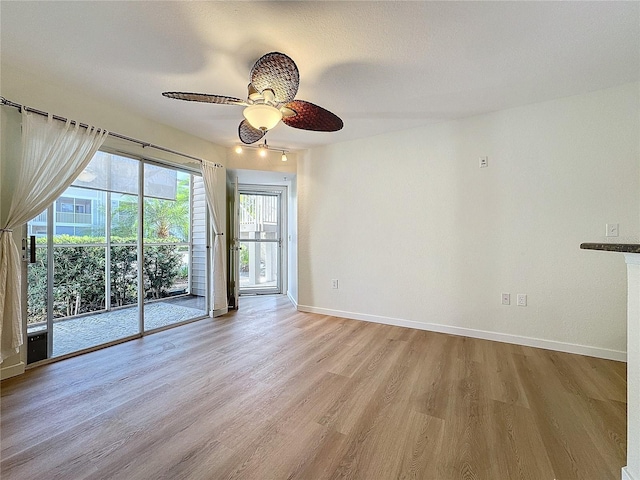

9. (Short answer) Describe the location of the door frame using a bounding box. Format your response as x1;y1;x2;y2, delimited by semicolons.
237;184;287;296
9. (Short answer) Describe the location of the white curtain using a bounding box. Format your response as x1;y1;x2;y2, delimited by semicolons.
0;110;108;362
201;161;227;315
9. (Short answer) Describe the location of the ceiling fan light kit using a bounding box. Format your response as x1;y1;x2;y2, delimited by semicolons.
242;104;283;131
162;52;343;145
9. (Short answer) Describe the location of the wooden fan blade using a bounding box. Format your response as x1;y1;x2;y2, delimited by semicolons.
162;92;247;106
282;100;344;132
250;52;299;104
238;120;265;144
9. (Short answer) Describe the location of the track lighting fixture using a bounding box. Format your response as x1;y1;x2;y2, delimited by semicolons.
232;139;289;161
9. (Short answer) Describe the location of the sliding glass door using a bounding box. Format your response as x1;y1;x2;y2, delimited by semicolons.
26;151;208;363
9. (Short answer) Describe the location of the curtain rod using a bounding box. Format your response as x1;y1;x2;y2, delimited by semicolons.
0;96;223;168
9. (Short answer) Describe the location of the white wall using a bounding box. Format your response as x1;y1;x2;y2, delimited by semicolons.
1;64;228;378
298;82;640;359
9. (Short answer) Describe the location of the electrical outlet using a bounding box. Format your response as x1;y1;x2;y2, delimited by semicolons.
331;279;339;289
479;156;488;168
501;293;510;305
517;294;527;307
606;223;619;237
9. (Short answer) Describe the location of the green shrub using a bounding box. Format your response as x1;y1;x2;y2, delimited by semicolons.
27;236;186;324
27;248;48;324
111;245;138;307
53;245;106;318
144;244;183;299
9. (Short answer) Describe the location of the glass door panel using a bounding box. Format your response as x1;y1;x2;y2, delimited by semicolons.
142;165;206;331
239;240;279;291
26;152;143;361
110;190;139;310
238;190;282;295
50;186;110;357
50;160;139;357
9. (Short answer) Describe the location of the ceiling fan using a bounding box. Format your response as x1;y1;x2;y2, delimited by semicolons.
162;52;343;144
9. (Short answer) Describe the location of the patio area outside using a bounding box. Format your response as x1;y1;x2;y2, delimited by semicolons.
29;295;206;358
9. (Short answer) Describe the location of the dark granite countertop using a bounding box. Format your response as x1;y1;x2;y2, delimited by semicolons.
581;243;640;254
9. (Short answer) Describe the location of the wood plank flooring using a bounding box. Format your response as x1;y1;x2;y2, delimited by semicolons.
0;295;627;479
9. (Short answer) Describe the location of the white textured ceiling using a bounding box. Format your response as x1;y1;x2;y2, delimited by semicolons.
1;1;639;151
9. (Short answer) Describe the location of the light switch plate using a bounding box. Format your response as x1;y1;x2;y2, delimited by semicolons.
606;223;619;237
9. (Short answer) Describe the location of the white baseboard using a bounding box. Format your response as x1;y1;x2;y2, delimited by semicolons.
1;360;25;380
296;305;626;362
213;307;229;318
287;291;298;309
623;466;637;480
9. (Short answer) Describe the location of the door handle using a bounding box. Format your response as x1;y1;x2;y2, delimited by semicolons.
22;236;36;263
29;235;36;263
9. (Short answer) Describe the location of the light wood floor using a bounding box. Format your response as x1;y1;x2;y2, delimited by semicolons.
1;295;627;479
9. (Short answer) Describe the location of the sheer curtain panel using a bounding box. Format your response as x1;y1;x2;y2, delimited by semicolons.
201;161;228;316
0;110;107;362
